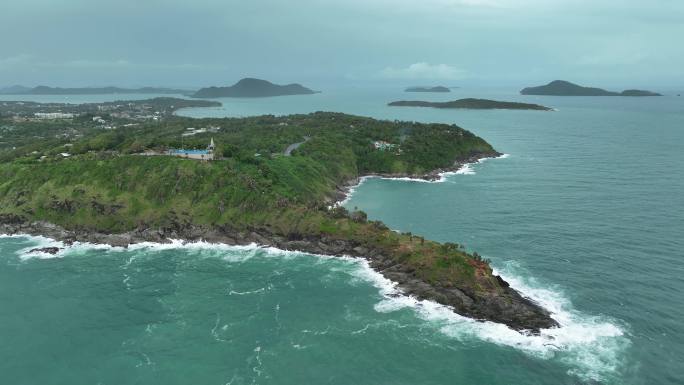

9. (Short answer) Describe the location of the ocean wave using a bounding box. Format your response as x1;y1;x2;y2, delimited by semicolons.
338;153;510;206
353;257;629;383
2;228;625;381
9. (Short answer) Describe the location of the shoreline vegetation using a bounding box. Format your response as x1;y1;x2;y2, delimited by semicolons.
0;99;558;333
389;98;553;111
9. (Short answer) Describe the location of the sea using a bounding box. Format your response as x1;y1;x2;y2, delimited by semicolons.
1;86;683;385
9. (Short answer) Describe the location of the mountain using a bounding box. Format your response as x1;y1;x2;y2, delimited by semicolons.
521;80;661;96
388;98;552;111
405;86;450;93
0;86;190;95
192;78;317;98
620;89;663;97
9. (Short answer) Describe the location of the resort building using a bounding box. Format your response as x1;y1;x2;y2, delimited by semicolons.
373;140;397;151
168;138;216;160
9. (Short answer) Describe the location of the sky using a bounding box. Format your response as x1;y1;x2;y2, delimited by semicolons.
0;0;682;89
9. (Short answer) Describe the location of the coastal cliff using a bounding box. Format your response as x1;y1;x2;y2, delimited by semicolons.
0;108;557;333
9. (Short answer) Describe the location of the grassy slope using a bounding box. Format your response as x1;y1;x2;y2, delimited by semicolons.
0;112;502;293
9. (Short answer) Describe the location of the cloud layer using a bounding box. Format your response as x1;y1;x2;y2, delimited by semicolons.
0;0;681;87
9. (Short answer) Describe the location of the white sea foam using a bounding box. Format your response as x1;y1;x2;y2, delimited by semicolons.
336;153;510;206
349;257;628;383
2;222;624;381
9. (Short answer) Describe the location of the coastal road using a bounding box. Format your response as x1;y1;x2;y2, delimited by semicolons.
284;136;310;156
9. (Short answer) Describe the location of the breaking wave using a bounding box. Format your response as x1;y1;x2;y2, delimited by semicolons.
337;154;510;206
2;217;628;382
353;256;629;383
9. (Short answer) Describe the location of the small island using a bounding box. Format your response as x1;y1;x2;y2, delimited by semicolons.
521;80;662;96
388;98;552;111
192;78;317;98
405;86;451;93
0;99;557;333
0;85;191;95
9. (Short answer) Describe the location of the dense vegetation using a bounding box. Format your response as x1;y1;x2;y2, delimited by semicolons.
0;109;504;295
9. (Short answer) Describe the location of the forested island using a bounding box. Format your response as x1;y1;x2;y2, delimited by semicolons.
521;80;662;96
389;98;552;110
0;99;557;332
192;78;317;98
405;86;450;93
0;85;191;95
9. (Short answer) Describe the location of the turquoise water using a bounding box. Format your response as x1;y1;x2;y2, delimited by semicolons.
2;87;684;384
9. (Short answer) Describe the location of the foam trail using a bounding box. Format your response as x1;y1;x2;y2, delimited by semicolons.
338;153;511;206
4;225;624;381
351;257;629;383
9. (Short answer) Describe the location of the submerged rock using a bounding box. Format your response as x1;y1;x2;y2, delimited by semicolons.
27;247;61;255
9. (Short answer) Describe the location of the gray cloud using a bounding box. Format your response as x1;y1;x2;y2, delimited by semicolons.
0;0;682;87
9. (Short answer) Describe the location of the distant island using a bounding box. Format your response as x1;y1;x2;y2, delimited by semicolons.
405;86;450;93
521;80;662;96
0;85;191;95
192;78;317;98
389;98;552;111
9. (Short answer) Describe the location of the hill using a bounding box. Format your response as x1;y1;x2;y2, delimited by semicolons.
192;78;317;98
521;80;661;96
389;98;552;110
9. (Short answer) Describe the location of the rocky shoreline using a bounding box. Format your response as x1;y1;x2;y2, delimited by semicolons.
332;152;504;204
0;151;558;334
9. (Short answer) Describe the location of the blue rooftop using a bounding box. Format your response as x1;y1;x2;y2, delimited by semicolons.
170;149;209;155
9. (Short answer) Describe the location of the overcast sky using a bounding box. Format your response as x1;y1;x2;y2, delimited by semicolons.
1;0;682;88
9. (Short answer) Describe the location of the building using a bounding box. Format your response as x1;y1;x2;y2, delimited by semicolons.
373;140;397;151
168;138;216;160
34;112;75;119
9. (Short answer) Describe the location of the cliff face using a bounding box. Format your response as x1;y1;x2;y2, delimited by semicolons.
193;78;316;98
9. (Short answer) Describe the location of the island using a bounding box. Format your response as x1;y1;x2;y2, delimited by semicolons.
0;99;558;333
192;78;317;98
0;85;191;95
521;80;662;96
388;98;552;111
405;86;450;93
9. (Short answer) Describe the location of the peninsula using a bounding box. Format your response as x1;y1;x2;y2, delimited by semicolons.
192;78;317;98
0;85;191;95
0;100;557;333
521;80;662;96
389;98;552;110
405;86;450;93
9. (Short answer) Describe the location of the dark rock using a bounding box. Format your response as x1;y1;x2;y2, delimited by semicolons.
28;247;61;255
